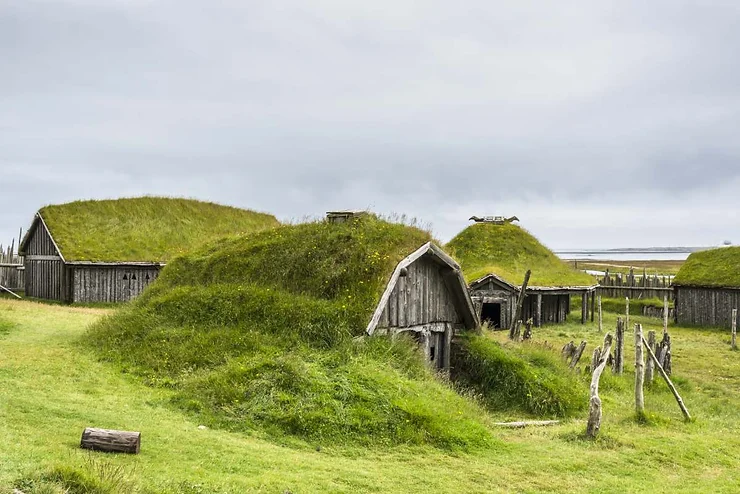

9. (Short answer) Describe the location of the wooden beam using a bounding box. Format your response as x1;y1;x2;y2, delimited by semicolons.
509;270;531;339
635;323;645;414
641;334;691;421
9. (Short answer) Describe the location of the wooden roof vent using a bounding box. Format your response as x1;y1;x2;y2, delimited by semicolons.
326;210;368;224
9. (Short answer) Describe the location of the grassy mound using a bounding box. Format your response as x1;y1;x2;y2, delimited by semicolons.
673;247;740;287
452;333;588;417
446;223;595;287
88;216;494;448
36;197;279;262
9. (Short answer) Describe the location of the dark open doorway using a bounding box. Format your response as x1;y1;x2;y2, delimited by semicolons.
481;302;502;328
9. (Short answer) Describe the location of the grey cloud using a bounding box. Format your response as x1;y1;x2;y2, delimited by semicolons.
2;0;740;248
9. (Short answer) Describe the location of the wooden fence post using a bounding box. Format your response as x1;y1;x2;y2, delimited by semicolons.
645;330;656;383
591;290;595;322
586;333;614;438
625;297;630;337
635;323;645;415
581;292;588;324
641;335;692;421
732;309;737;351
598;296;603;333
663;295;669;335
613;317;624;374
510;270;531;340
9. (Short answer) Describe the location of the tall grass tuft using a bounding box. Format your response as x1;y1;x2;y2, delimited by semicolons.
452;333;588;417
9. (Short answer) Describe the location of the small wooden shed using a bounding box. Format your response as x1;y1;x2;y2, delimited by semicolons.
365;242;479;370
673;247;740;328
445;221;598;328
468;274;597;328
18;197;279;303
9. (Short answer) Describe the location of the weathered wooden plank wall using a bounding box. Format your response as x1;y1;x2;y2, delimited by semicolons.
72;266;160;303
596;270;674;301
377;256;461;330
675;287;740;329
0;243;24;291
23;223;65;300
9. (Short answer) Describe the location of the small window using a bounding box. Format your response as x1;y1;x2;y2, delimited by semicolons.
131;274;137;280
430;345;436;361
122;274;128;281
145;274;151;281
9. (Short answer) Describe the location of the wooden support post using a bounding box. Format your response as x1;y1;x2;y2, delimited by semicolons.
657;332;672;375
597;296;603;333
591;290;595;322
613;317;624;374
641;335;692;421
625;297;630;335
535;293;542;328
634;324;645;414
663;295;669;335
80;428;141;454
586;333;614;438
732;309;737;351
645;330;656;383
510;270;531;339
581;292;588;324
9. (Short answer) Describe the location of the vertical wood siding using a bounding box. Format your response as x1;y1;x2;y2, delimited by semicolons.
675;287;740;329
376;256;461;330
72;266;160;303
23;221;65;300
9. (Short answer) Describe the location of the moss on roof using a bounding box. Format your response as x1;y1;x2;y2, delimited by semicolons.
85;216;499;447
445;223;595;287
147;214;434;335
36;197;279;262
673;247;740;288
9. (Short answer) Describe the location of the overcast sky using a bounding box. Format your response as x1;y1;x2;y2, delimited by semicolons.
2;0;739;251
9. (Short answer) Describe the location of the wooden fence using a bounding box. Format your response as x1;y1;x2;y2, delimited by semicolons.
0;242;24;292
596;269;674;301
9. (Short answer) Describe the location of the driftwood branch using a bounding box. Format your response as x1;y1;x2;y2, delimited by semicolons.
586;333;614;438
641;335;691;421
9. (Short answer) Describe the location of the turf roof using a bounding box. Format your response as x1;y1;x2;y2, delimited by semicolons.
32;197;279;262
445;223;596;287
149;214;434;335
673;247;740;288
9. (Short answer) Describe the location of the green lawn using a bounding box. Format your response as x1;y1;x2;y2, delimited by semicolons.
1;299;738;493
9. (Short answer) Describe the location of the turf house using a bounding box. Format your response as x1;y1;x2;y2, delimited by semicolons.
672;246;740;328
446;221;598;328
18;197;278;303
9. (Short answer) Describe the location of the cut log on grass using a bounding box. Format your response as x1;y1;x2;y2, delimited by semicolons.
586;332;614;438
80;427;141;454
635;324;645;414
569;341;587;369
641;335;692;421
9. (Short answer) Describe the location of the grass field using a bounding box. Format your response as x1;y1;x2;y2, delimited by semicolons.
1;299;739;493
567;260;684;276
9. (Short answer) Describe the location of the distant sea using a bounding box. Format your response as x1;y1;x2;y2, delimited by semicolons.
554;249;699;261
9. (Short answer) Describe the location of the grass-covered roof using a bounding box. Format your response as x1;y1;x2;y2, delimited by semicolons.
673;247;740;288
34;197;279;262
88;216;505;447
149;214;434;335
446;223;596;287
